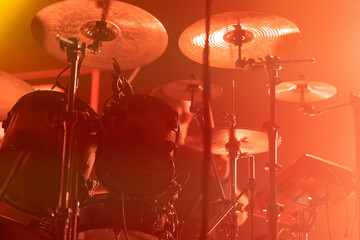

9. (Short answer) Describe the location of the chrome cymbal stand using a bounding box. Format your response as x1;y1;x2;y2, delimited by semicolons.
56;36;85;240
244;56;314;240
261;55;282;240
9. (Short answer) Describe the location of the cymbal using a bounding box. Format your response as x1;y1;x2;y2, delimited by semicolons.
275;81;337;102
179;11;301;69
0;71;34;120
31;0;168;70
185;127;281;155
163;79;222;102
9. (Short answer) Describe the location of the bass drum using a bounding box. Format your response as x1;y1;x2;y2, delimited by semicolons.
78;193;177;240
95;94;179;196
0;91;101;216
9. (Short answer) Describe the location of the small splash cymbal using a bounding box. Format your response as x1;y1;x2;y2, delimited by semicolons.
185;127;281;155
275;81;337;102
179;11;301;69
163;79;222;102
0;71;34;120
31;0;168;70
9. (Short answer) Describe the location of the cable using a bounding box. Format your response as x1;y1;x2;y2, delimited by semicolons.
52;65;70;91
120;191;129;240
350;191;358;240
325;184;333;240
53;56;86;92
325;166;350;238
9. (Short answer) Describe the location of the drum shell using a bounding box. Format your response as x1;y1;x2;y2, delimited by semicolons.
0;91;101;216
78;193;176;239
95;94;178;196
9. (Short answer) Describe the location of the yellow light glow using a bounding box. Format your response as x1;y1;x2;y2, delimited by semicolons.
0;0;32;31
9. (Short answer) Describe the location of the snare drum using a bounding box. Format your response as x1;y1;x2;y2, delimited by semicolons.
0;91;101;216
78;193;177;240
95;95;179;196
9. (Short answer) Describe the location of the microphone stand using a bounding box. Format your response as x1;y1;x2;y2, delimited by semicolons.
56;36;85;240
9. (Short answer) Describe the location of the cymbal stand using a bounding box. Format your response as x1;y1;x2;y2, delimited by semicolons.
262;55;282;240
225;116;240;239
259;56;316;240
56;35;85;240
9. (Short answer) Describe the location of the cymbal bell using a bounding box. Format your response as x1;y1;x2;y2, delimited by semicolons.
179;11;301;69
163;79;222;102
0;71;34;120
31;0;168;70
185;127;281;155
275;81;337;102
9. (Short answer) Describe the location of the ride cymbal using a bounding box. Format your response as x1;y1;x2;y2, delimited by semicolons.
275;81;337;102
163;79;222;102
179;11;301;69
0;71;34;120
185;127;281;155
31;0;168;70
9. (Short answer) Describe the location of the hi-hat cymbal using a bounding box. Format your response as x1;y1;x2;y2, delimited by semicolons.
31;0;168;70
0;71;34;120
163;79;222;102
185;127;281;155
275;81;337;102
179;11;301;69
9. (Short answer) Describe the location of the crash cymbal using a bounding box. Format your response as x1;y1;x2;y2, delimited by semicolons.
0;71;34;120
31;0;168;70
179;11;301;69
163;79;222;102
275;81;337;102
185;127;281;155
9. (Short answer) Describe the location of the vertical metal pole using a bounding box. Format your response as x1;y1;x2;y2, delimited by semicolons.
90;69;100;113
57;40;80;240
265;59;279;240
201;0;212;239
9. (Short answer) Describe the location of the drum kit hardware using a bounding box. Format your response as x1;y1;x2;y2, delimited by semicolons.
185;128;282;156
162;79;223;103
253;154;356;239
274;79;337;103
178;11;301;69
31;0;168;71
0;1;353;240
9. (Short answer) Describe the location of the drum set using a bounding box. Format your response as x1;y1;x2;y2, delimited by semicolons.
0;1;357;240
